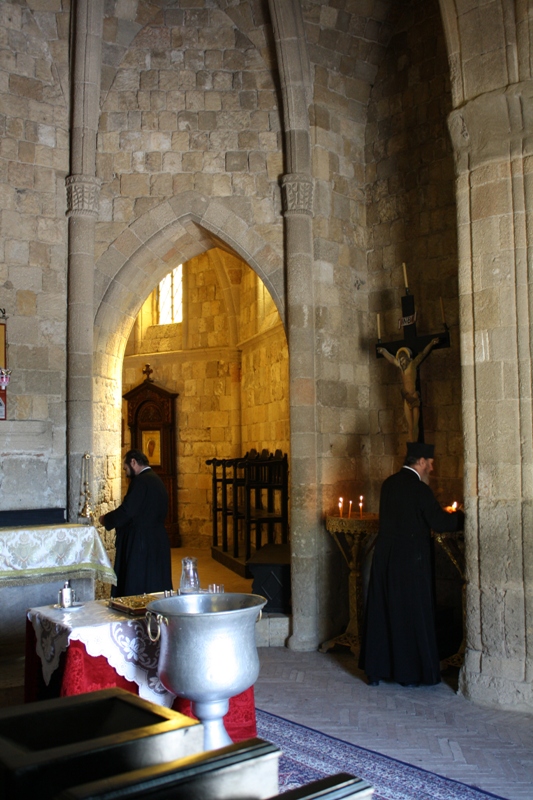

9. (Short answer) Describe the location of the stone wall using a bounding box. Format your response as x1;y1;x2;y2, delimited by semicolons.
366;0;462;510
94;4;283;266
239;264;289;455
301;1;378;523
0;3;69;511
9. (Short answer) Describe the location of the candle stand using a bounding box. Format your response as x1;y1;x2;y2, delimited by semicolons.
322;513;465;666
320;514;379;656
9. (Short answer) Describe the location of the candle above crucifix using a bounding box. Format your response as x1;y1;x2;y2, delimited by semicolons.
375;263;450;442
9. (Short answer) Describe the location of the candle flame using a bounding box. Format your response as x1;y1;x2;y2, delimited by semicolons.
452;501;457;511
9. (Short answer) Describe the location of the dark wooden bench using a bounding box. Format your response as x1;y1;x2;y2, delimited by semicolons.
207;450;289;576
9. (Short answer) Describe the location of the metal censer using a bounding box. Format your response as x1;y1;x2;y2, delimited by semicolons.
146;592;266;751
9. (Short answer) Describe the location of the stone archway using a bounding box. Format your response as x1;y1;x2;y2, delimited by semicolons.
92;191;287;552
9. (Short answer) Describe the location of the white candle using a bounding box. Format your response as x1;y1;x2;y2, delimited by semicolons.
339;497;343;518
359;495;363;519
348;500;352;518
402;262;408;289
377;313;381;340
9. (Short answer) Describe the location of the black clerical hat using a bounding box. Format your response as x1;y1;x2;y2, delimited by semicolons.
406;441;434;459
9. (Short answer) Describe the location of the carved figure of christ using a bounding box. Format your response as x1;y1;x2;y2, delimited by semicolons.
376;268;449;442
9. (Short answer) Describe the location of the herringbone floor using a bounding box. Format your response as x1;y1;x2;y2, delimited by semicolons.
254;647;533;800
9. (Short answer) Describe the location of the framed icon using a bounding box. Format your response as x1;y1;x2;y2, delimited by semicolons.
142;430;161;466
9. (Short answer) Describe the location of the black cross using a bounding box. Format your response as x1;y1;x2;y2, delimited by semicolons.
142;363;154;382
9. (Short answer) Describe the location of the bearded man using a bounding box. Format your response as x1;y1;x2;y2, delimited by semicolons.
99;449;173;597
359;441;464;687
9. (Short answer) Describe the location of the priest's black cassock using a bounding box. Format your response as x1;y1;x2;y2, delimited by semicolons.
359;466;463;686
103;467;173;597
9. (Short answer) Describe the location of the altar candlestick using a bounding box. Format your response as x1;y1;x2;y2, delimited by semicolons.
377;313;381;340
348;500;352;518
339;497;343;518
359;495;363;519
402;262;409;290
440;296;446;325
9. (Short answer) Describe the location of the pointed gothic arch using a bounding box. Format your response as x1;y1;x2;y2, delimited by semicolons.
94;191;285;367
92;191;287;516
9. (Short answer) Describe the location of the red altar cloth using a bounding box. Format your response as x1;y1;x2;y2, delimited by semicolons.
24;620;257;743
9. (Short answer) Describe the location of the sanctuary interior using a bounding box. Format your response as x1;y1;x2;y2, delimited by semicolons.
1;0;533;778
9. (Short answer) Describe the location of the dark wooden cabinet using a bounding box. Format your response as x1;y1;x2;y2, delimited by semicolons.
123;378;179;547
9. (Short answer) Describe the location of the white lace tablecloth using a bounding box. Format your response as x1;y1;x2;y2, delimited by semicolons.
27;600;175;707
0;524;116;585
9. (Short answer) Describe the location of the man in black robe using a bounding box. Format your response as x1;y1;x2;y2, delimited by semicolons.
359;442;464;687
99;449;173;597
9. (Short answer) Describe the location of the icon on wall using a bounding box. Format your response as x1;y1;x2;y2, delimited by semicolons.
142;430;161;466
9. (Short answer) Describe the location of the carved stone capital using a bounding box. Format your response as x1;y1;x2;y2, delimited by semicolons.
281;173;314;216
66;174;101;218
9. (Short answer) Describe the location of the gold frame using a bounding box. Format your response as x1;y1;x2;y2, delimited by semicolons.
142;430;161;466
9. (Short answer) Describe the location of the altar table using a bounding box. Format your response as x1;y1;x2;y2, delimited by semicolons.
1;524;116;656
25;600;257;743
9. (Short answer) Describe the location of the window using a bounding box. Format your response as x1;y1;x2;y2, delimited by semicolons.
158;264;183;324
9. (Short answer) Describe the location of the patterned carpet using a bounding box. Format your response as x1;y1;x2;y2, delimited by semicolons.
256;710;506;800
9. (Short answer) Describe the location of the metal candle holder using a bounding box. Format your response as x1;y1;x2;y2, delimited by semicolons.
79;452;95;523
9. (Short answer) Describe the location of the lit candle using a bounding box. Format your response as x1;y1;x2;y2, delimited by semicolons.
402;262;409;290
377;313;381;340
359;495;363;519
348;500;352;518
452;501;457;511
440;296;446;325
339;497;343;518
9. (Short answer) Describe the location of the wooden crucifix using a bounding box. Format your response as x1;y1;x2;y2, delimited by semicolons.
376;264;450;443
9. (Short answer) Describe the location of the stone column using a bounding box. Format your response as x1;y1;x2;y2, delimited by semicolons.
269;0;321;650
449;82;533;710
281;174;321;650
66;0;103;520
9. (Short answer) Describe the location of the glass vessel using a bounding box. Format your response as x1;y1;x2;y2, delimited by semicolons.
180;556;200;593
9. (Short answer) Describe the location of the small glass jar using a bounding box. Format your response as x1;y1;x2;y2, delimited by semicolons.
180;556;200;593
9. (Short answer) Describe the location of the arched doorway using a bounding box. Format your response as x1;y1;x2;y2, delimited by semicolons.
93;200;288;570
121;246;290;550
